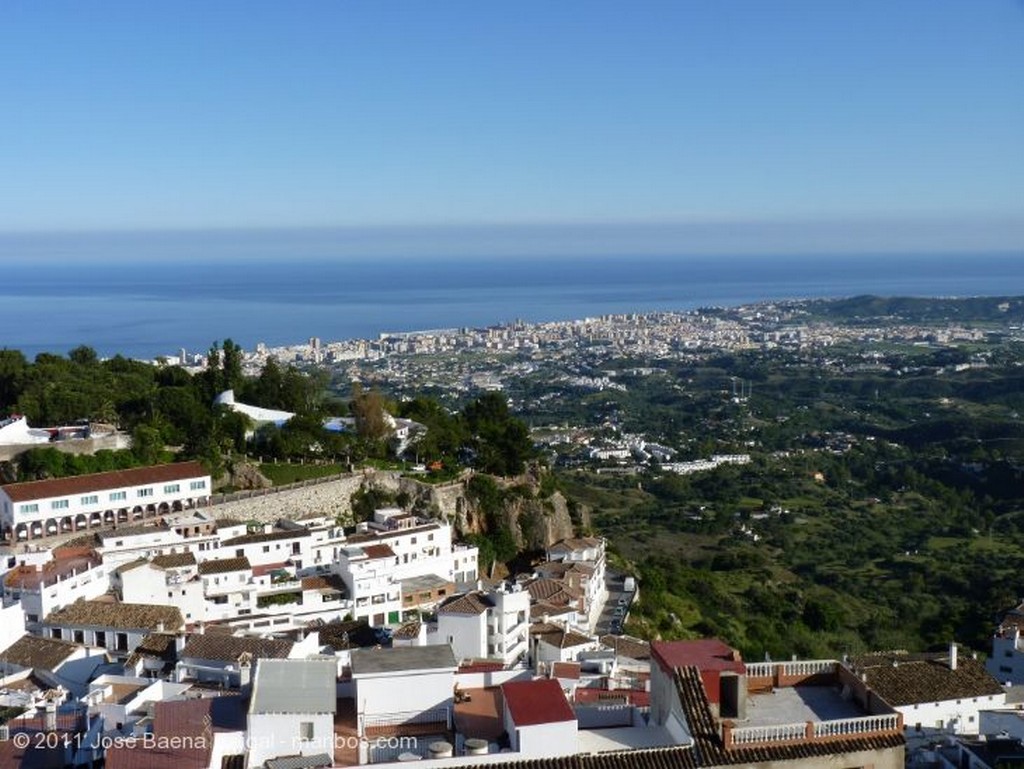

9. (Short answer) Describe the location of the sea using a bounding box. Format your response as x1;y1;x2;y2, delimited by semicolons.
2;252;1023;360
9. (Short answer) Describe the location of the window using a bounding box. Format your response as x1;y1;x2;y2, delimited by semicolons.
81;495;98;505
164;484;180;494
137;488;153;498
299;722;314;741
19;503;39;514
190;480;206;491
110;491;127;501
51;500;69;510
74;630;84;644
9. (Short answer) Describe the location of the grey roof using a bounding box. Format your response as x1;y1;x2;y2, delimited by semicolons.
265;755;333;769
350;644;458;676
249;658;337;715
399;573;452;593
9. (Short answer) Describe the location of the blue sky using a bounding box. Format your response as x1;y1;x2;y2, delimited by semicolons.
1;0;1022;257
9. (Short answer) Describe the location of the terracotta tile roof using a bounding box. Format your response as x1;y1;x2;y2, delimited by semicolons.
220;528;310;546
548;536;603;554
113;558;150;576
1;634;81;671
251;562;289;577
97;523;171;541
599;634;652;661
438;591;493;616
300;574;347;594
107;694;246;769
652;639;745;676
198;557;251;575
551;661;581;680
44;599;183;632
1;461;208;502
459;748;700;769
360;543;396;560
151;552;197;568
180;633;292;663
531;622;595;649
525;578;584;606
849;650;1005;706
125;632;179;668
530;601;576;620
458;660;505;674
317;619;379;650
502;679;576;726
392;620;422;640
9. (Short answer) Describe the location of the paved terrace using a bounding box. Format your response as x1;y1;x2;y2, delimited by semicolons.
743;686;865;727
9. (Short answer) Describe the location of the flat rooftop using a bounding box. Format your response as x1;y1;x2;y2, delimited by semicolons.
453;687;503;741
350;644;457;675
577;725;685;753
250;658;337;715
742;685;865;727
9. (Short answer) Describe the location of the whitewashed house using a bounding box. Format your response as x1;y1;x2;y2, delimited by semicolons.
436;584;530;667
246;658;338;769
0;462;210;542
500;678;578;757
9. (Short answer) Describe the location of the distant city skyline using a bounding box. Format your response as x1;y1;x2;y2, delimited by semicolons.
2;1;1022;256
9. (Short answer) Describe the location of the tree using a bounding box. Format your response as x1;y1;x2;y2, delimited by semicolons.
68;345;99;366
350;383;393;442
461;393;534;476
131;424;165;465
221;339;244;393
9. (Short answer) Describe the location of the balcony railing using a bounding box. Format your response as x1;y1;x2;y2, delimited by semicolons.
360;707;451;734
729;722;807;746
744;660;835;678
812;714;900;738
726;713;901;749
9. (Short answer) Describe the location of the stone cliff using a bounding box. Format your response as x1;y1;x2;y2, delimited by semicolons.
209;467;576;550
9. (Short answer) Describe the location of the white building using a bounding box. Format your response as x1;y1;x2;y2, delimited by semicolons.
435;584;530;667
988;604;1024;685
116;553;206;624
3;550;110;625
0;461;211;542
500;678;578;757
40;599;184;658
246;658;339;768
95;522;220;569
349;644;458;754
848;645;1006;736
530;622;600;670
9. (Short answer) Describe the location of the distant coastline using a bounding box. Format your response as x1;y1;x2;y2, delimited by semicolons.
1;252;1022;359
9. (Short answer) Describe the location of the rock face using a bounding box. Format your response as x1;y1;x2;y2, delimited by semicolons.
206;467;576;550
220;461;273;491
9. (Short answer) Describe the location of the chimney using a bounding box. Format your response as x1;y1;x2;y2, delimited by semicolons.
43;700;57;732
949;642;958;671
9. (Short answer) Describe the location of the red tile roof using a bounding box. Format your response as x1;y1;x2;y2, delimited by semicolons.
361;544;396;560
651;639;745;676
501;679;576;727
551;662;581;680
1;461;208;502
